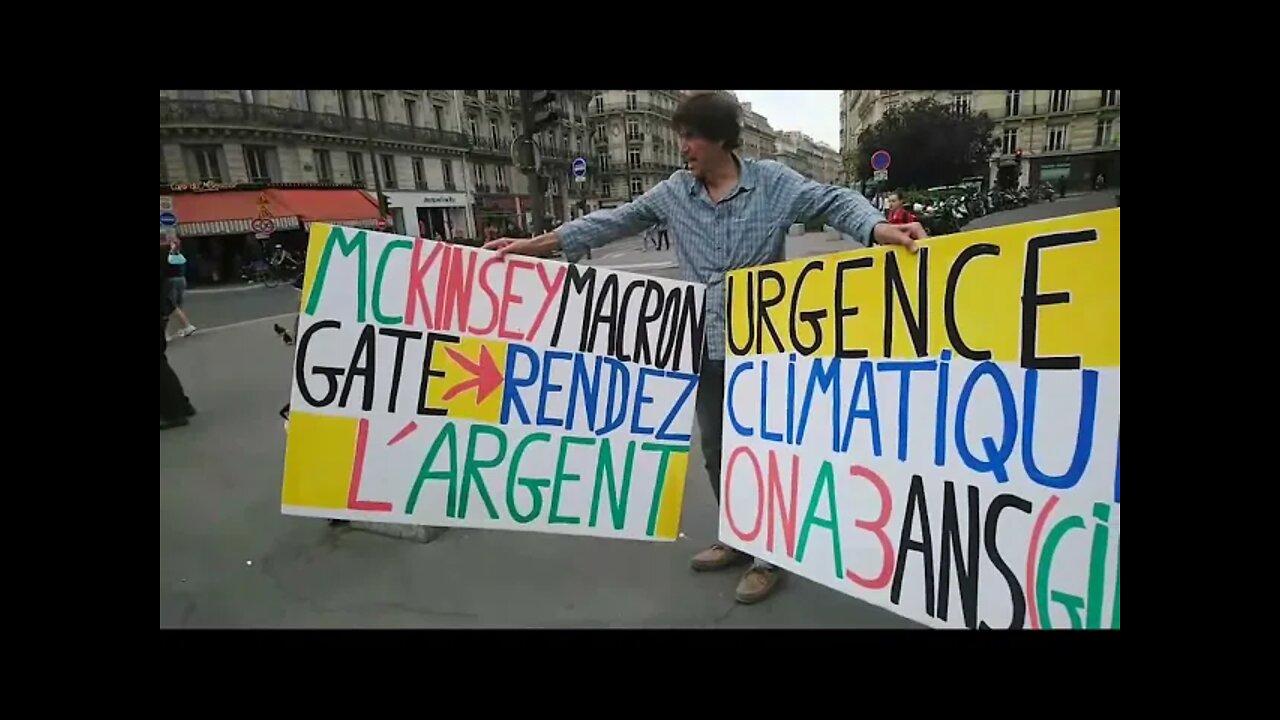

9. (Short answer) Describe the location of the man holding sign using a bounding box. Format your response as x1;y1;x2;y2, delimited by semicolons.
486;91;926;604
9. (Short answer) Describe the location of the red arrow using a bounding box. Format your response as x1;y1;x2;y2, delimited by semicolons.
441;345;504;403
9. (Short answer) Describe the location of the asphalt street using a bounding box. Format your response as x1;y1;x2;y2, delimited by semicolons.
160;194;1117;628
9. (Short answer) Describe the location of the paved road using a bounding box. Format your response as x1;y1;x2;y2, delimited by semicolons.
160;316;921;628
161;195;1117;628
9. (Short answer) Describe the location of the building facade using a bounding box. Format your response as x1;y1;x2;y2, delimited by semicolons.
587;90;687;208
774;130;842;184
159;90;604;247
839;89;1122;191
462;89;596;232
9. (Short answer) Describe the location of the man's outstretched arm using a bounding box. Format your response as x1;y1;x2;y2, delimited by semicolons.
782;164;926;251
485;180;668;259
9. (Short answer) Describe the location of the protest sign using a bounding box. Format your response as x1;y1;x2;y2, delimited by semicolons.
720;209;1120;629
281;224;706;541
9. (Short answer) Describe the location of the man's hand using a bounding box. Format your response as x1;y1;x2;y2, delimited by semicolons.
482;232;560;258
872;221;928;253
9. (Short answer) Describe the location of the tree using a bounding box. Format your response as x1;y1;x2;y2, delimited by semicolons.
853;99;998;191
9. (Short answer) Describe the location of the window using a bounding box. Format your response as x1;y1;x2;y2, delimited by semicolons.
469;116;479;139
188;145;222;182
349;152;365;183
629;177;643;195
998;128;1018;155
1005;90;1021;116
404;98;418;126
239;90;255;104
601;180;612;197
507;90;517;105
511;121;519;141
412;157;426;188
380;154;397;188
315;149;333;182
551;178;561;195
1095;118;1115;146
1102;90;1119;107
599;154;610;171
952;93;971;114
442;159;455;188
594;95;604;113
474;163;486;186
626;120;640;140
1049;90;1071;113
496;166;508;188
490;120;500;145
1001;128;1018;155
626;91;638;111
1046;125;1067;152
628;150;641;168
373;93;388;122
291;90;312;111
433;105;445;130
243;145;275;182
338;91;351;117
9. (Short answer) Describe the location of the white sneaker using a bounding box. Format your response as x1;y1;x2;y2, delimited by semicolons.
180;326;197;337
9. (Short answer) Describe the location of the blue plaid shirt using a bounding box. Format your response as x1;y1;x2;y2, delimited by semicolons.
557;156;887;361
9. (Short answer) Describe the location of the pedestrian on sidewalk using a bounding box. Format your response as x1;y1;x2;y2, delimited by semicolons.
160;245;196;430
484;90;926;605
164;238;197;339
885;192;917;226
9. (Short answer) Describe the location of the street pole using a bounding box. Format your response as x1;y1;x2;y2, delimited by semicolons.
519;89;549;235
453;90;477;239
357;90;388;220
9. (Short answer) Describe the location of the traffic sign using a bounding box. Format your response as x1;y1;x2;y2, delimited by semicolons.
250;217;276;235
871;150;892;172
873;170;889;182
572;157;588;178
159;211;178;228
159;196;174;213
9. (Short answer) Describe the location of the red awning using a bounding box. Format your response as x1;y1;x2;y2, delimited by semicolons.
270;189;380;230
168;188;380;237
170;191;299;237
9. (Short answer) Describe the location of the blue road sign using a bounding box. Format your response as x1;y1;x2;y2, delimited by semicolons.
572;157;588;177
159;211;178;227
871;150;892;172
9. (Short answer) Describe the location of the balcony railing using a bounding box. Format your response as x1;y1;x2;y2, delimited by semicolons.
470;136;513;156
590;101;670;116
475;183;491;194
1005;93;1119;118
606;161;679;174
160;99;471;149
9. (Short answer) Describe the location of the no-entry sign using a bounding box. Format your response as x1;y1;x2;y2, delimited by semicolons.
871;150;892;172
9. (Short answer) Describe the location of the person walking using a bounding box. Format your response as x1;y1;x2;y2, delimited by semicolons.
164;238;197;338
160;244;196;430
484;91;925;605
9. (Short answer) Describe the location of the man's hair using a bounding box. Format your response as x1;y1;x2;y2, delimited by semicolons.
672;91;741;152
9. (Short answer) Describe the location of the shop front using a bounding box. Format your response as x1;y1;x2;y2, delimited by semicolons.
473;193;532;238
383;191;472;242
166;185;380;285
